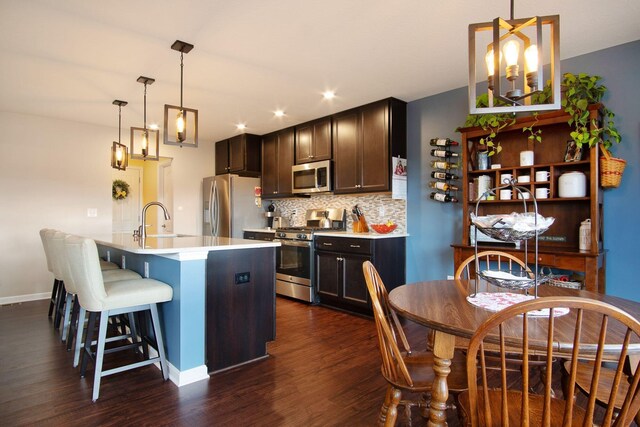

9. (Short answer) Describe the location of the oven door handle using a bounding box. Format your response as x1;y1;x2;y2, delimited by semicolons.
273;239;312;248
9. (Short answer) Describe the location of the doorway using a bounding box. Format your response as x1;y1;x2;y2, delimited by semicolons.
112;157;173;234
112;167;142;233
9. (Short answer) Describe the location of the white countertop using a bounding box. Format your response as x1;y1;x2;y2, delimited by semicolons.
314;230;409;239
91;233;279;257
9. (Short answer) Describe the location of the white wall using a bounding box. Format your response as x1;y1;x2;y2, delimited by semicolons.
0;111;213;301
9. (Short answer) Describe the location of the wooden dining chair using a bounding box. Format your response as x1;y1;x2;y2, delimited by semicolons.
562;355;640;424
458;296;640;426
362;261;467;426
454;250;532;281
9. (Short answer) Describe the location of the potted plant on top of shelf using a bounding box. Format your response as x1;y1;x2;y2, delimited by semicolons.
560;73;624;187
458;93;516;159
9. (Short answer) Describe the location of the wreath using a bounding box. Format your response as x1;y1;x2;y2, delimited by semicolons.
112;179;130;200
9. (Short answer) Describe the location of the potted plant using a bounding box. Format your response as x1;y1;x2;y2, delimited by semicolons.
561;72;624;187
458;94;516;158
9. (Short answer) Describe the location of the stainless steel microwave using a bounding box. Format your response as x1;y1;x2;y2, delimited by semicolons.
292;160;332;194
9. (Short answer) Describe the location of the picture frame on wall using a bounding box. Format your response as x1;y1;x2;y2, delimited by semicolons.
564;140;582;162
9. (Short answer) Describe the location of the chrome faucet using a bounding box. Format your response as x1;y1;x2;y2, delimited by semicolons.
135;201;171;238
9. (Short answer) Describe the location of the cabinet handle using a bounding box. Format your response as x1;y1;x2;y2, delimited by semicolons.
336;257;343;261
310;155;315;159
323;242;333;246
349;244;361;248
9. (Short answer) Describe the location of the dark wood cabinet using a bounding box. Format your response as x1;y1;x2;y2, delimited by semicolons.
206;247;275;373
315;235;405;315
295;117;332;164
215;133;261;176
333;98;406;194
454;104;605;293
261;127;294;197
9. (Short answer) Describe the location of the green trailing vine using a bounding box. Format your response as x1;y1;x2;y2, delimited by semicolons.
112;179;130;200
457;93;516;156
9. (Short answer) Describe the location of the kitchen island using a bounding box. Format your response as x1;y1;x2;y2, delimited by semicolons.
91;233;279;386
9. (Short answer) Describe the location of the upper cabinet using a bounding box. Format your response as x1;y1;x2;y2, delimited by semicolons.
215;133;261;176
333;98;406;194
261;127;294;197
295;117;332;164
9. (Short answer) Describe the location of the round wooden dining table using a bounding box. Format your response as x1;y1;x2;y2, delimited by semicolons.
388;279;640;427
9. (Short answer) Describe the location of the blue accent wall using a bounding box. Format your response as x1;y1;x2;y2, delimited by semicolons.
406;40;640;300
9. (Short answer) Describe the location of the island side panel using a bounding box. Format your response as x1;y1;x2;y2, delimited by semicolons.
206;246;276;373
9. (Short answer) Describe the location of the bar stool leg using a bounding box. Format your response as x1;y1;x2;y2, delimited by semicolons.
53;284;67;329
48;279;60;317
73;306;86;367
92;310;110;402
61;293;73;341
66;297;80;352
149;304;169;380
80;312;97;377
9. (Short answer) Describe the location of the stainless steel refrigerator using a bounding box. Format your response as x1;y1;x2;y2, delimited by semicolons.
203;175;263;238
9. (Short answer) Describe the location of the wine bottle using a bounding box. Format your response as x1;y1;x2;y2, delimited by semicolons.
430;160;459;170
430;192;459;203
430;149;460;158
429;138;459;147
431;171;459;180
429;181;459;192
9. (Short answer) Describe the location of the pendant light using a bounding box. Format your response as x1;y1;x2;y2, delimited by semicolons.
131;76;159;160
164;40;198;148
111;100;128;170
468;0;561;114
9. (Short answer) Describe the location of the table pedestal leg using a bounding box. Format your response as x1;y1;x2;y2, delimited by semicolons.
428;331;456;427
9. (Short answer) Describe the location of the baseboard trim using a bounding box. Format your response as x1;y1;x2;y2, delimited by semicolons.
0;292;50;306
146;345;209;387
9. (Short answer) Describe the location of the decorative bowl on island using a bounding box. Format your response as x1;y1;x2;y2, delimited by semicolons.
370;223;398;234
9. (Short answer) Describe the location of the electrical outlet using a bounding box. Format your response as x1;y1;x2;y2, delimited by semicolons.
447;275;454;280
121;255;126;269
235;272;250;284
144;262;149;278
87;208;98;217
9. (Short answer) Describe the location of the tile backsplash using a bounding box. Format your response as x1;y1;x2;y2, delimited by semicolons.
266;194;406;232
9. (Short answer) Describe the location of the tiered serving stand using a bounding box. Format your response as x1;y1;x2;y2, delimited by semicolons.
470;178;551;298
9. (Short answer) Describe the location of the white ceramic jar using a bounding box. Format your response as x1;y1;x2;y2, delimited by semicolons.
558;171;587;198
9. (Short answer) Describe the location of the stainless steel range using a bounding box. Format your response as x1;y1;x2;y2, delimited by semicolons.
274;208;346;302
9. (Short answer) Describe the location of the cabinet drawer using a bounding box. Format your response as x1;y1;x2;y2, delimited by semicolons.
526;252;557;266
315;237;372;255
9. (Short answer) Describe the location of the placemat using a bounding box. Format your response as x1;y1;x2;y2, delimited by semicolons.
467;292;569;317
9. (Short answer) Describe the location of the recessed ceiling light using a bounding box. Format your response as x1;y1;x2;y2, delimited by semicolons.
322;90;335;100
274;110;285;117
236;123;247;131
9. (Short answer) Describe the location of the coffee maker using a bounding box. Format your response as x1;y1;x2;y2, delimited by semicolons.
264;203;279;229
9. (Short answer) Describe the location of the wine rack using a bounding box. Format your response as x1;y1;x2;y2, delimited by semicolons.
429;137;460;203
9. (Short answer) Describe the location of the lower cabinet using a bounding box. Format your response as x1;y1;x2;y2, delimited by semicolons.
315;236;405;315
206;247;275;373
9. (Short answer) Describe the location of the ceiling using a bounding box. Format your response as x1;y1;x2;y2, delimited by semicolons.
1;0;639;143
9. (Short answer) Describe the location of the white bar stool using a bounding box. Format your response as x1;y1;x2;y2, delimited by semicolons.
64;235;172;401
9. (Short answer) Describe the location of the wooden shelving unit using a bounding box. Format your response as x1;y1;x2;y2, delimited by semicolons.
453;105;606;293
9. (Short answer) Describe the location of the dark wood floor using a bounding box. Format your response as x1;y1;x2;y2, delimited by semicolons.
1;296;462;426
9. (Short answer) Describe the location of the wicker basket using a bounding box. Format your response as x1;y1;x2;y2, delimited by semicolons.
600;146;626;188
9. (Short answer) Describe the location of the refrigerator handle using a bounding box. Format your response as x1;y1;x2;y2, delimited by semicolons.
212;180;219;237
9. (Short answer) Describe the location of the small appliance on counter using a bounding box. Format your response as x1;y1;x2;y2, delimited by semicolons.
264;202;279;229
